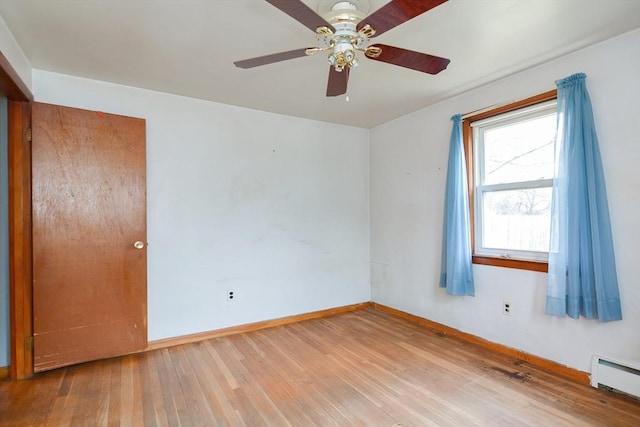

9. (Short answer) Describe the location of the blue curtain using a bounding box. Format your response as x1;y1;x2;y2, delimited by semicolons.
546;73;622;321
440;114;475;296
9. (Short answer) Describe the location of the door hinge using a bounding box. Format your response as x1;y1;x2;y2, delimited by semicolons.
25;128;32;142
25;336;34;351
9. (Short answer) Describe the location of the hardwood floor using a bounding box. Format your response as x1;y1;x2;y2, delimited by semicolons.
1;308;639;426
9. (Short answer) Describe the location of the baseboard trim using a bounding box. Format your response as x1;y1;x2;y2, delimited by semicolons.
147;302;373;352
0;366;8;379
372;303;590;385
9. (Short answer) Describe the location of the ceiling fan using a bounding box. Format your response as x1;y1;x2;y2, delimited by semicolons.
234;0;451;97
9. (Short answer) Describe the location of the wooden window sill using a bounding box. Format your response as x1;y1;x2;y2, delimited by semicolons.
472;255;548;273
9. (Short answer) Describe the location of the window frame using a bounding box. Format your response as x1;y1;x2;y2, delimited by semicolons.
462;90;557;272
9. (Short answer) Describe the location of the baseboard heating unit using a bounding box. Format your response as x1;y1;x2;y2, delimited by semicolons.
590;354;640;398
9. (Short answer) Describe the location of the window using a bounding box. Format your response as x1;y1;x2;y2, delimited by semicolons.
463;90;557;272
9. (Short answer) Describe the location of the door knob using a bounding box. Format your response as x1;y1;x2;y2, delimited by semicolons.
133;241;145;249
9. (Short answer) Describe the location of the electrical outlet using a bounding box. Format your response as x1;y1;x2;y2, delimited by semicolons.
227;290;235;301
503;301;512;316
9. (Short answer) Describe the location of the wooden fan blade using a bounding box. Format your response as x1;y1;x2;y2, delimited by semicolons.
365;44;450;75
326;67;350;97
234;48;310;69
358;0;448;37
265;0;335;33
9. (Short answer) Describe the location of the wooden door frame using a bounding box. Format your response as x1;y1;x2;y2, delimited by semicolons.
1;51;34;379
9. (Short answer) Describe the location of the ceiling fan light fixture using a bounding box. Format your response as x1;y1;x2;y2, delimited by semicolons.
234;0;451;98
327;38;359;70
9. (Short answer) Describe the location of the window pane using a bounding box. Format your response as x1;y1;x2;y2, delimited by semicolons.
482;188;551;252
482;113;556;185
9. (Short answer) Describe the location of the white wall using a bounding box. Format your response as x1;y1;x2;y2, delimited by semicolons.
370;29;640;373
33;70;371;341
0;14;31;91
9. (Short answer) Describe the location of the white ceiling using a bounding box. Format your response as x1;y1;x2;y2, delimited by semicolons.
1;0;639;128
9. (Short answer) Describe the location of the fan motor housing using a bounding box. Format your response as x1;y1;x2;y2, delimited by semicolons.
319;0;370;23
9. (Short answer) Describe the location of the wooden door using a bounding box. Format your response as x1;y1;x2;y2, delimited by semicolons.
31;102;147;372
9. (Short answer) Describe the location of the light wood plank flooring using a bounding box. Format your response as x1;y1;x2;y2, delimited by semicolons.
1;308;639;426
